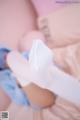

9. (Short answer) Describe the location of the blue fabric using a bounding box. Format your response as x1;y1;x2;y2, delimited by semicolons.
22;51;29;60
0;48;30;106
0;69;30;106
0;48;43;109
0;48;10;70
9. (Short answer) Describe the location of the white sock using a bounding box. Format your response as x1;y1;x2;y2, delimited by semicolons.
7;40;80;105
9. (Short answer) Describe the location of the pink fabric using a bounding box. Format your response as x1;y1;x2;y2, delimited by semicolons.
8;43;80;120
6;1;80;119
8;98;80;120
31;0;67;16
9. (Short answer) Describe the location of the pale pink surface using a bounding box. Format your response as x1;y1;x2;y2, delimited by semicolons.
31;0;67;16
8;97;80;120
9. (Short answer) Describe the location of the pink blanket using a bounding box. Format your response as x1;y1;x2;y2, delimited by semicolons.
8;96;80;120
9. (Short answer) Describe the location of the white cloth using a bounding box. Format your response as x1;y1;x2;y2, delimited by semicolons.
7;39;80;106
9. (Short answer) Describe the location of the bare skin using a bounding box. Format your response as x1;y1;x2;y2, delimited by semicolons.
0;0;55;111
2;0;80;111
23;84;55;108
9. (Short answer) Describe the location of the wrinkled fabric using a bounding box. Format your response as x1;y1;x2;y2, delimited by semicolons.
7;3;80;119
7;42;80;120
0;69;30;106
7;40;80;105
0;47;10;70
0;48;43;109
53;42;80;80
0;47;30;106
8;98;80;120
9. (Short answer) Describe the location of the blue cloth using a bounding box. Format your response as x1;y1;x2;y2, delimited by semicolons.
0;48;30;106
0;48;43;110
0;69;30;106
0;48;10;70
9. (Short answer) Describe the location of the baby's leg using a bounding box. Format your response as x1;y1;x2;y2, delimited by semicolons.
0;88;11;111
